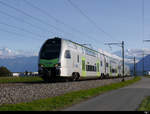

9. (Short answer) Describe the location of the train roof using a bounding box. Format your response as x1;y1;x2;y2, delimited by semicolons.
48;37;122;61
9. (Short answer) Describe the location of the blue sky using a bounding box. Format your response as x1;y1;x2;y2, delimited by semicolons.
0;0;149;55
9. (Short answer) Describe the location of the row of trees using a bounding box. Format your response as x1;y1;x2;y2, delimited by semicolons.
0;66;12;77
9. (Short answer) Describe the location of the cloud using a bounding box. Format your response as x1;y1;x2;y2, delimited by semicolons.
113;48;150;64
0;48;38;59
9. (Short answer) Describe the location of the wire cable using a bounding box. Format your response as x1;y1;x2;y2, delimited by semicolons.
23;0;102;44
0;1;69;36
0;28;43;41
0;22;44;38
67;0;118;42
0;10;51;33
23;0;109;50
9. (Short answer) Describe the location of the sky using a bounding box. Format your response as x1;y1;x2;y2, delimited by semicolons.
0;0;149;56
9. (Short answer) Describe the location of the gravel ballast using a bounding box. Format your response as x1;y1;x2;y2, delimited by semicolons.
0;77;133;105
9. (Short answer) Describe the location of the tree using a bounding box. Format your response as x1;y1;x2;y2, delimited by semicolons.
0;66;12;77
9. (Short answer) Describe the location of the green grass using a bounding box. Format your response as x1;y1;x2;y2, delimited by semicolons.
144;76;150;78
0;76;44;84
138;96;150;111
0;76;141;111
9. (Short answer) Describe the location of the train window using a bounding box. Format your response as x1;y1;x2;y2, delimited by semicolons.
86;65;96;72
106;63;109;67
94;66;96;71
65;50;71;59
40;38;61;60
86;65;88;71
112;69;115;73
100;61;103;66
87;65;90;71
77;55;79;63
92;66;94;71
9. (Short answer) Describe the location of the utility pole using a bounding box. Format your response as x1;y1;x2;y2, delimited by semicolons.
105;41;125;81
143;51;145;76
122;41;124;80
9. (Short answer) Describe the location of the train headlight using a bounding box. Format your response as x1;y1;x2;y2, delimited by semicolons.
55;63;61;67
39;64;44;70
55;64;58;67
40;64;44;68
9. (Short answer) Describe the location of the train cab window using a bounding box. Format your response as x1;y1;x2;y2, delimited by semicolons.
65;50;71;59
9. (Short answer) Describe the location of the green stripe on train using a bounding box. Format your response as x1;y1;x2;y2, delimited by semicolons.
39;58;59;67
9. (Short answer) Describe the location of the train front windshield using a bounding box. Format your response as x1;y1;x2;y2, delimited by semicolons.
40;38;61;60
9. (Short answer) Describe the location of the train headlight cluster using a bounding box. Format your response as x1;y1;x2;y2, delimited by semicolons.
39;64;44;68
39;64;44;71
55;63;61;68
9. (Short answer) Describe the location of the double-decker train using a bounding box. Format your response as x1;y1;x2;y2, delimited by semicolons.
38;37;130;82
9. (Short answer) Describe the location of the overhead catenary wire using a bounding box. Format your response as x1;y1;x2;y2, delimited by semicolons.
0;10;52;33
0;22;44;39
67;0;119;42
0;27;43;41
22;0;104;46
0;0;87;49
0;1;71;37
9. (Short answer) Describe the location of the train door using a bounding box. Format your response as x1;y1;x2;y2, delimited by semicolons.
100;54;105;76
82;57;86;77
96;61;100;77
105;56;109;76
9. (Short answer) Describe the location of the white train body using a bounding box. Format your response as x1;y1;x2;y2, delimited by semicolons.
38;37;130;81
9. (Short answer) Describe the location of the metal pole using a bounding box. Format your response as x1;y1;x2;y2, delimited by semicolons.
143;51;144;76
122;41;125;81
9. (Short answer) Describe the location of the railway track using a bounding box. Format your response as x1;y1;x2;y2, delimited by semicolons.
0;77;133;106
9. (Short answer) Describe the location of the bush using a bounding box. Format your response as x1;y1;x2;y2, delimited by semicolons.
0;66;12;77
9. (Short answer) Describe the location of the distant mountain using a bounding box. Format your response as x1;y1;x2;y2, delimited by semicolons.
0;47;38;72
113;48;150;62
135;54;150;75
0;56;38;72
113;48;150;75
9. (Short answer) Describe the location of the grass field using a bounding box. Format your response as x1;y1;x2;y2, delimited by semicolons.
0;76;44;84
0;76;141;111
138;96;150;111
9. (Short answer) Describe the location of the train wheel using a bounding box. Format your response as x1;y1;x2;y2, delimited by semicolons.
71;73;79;81
100;74;104;80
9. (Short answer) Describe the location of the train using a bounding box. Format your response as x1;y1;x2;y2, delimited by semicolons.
38;37;130;82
